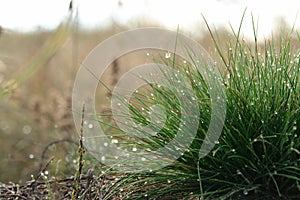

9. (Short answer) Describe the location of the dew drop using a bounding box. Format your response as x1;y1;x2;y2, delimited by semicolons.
212;151;216;156
22;125;32;134
165;52;171;59
243;189;248;195
132;147;137;152
88;124;93;129
111;139;118;144
29;154;34;159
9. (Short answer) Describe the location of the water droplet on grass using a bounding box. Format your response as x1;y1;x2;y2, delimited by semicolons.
111;139;118;144
165;52;171;59
22;125;32;134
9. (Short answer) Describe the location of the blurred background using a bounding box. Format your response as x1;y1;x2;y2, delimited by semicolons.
0;0;299;183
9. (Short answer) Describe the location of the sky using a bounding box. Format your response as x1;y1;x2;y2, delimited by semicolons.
0;0;299;39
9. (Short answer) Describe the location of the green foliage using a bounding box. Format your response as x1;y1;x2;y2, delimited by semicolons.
99;25;300;199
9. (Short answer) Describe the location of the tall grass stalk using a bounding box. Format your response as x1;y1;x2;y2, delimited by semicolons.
0;14;73;99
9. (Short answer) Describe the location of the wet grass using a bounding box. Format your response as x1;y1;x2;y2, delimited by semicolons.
96;20;300;199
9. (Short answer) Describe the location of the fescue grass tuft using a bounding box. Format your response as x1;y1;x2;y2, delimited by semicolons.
95;23;300;199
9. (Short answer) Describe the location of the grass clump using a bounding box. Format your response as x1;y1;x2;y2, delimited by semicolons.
95;25;300;199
